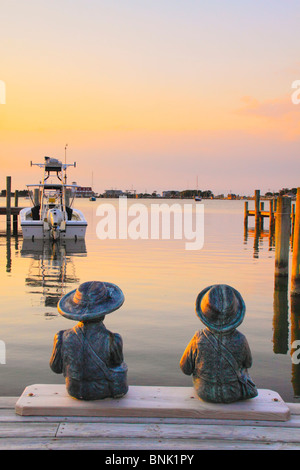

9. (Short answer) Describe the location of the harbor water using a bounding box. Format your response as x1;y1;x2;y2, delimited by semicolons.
0;198;299;402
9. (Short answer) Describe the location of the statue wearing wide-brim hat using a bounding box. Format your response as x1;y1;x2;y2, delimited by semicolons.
180;284;258;404
50;281;128;401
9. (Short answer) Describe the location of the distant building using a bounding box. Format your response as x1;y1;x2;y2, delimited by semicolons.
76;186;94;198
104;189;124;198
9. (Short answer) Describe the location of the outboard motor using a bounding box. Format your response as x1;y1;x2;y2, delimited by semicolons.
47;208;64;240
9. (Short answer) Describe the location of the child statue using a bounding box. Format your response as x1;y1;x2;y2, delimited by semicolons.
50;281;128;400
180;284;258;403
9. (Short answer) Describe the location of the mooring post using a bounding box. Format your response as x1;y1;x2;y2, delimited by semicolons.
260;201;264;230
244;201;248;229
255;190;260;228
13;190;18;235
273;276;289;354
6;176;11;233
275;196;291;277
269;199;275;232
290;294;300;396
291;188;300;295
291;203;295;247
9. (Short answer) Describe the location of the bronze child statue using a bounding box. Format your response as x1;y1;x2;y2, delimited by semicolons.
50;281;128;400
180;284;258;403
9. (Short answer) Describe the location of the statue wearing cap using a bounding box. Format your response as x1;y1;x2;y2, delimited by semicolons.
180;284;258;403
50;281;128;400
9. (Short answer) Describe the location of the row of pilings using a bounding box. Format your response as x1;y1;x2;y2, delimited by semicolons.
244;188;300;296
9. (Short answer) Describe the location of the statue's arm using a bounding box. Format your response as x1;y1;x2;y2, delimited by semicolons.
109;332;124;366
49;330;64;374
241;336;253;369
180;334;198;376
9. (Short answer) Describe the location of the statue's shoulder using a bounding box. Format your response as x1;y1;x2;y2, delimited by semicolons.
231;329;247;342
194;330;206;342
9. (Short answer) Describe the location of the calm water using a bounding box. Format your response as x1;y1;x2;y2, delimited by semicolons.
0;197;299;402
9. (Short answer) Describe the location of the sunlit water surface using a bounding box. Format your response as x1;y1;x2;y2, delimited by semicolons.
0;198;299;402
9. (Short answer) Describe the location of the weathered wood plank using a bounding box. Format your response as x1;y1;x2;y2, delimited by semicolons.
3;409;300;432
0;207;23;215
56;421;300;444
287;404;300;415
15;385;291;421
0;397;17;408
0;422;58;438
0;437;300;450
3;407;300;428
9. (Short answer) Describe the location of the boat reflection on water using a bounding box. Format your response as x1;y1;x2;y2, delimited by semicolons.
21;239;86;314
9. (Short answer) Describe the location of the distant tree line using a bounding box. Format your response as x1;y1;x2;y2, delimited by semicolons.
0;189;29;197
265;188;297;197
180;189;214;198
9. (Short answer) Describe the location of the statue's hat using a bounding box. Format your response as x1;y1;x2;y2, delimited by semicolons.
195;284;245;333
58;281;124;322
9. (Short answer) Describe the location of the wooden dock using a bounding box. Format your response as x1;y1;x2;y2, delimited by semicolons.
0;207;23;216
0;386;300;450
1;176;24;234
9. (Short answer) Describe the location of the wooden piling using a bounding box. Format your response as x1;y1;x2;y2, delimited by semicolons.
291;188;300;295
13;190;18;235
244;201;248;229
269;199;275;231
260;201;264;230
273;276;289;354
291;203;295;247
255;190;260;226
290;294;300;396
6;176;11;233
274;196;291;277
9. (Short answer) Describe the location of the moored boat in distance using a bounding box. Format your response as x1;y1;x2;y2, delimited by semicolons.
20;156;88;241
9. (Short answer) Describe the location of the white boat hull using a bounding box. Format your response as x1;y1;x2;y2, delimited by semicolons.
20;208;87;240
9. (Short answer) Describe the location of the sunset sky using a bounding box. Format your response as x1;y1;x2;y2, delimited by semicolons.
1;0;300;195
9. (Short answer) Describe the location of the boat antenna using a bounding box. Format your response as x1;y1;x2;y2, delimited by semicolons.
64;144;68;184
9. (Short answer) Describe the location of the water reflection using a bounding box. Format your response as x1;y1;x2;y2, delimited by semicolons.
244;226;275;258
291;295;300;397
273;276;289;355
21;239;86;312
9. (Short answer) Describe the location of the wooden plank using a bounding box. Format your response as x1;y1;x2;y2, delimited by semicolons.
0;437;299;450
56;421;300;444
287;404;300;415
0;422;58;438
0;397;17;409
2;408;300;429
248;210;274;218
0;207;23;215
15;385;291;421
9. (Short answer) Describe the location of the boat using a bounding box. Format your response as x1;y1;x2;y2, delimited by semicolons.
194;175;202;201
20;156;88;241
89;172;96;200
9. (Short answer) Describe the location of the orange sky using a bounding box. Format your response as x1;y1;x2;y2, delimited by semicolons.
1;1;300;195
